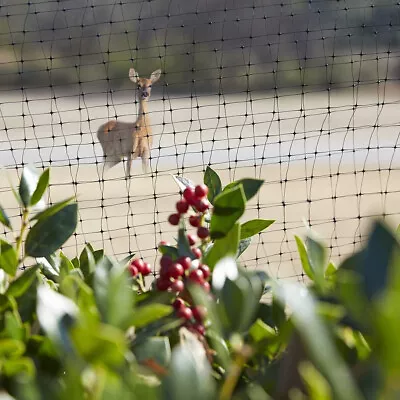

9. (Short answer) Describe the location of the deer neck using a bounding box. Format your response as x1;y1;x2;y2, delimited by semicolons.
137;99;150;127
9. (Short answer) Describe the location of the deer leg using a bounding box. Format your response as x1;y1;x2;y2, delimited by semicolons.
125;153;132;178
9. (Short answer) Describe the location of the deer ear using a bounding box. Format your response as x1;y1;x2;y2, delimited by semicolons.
129;68;139;83
150;69;162;83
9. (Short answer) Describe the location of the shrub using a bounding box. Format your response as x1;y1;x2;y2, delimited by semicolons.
0;165;399;399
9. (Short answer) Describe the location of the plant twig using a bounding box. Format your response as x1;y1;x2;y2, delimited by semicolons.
15;207;29;265
219;345;253;400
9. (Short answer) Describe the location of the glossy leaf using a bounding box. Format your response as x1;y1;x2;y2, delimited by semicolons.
212;256;239;291
273;281;363;400
223;178;264;201
134;337;171;368
177;228;195;259
204;166;222;204
295;235;314;280
31;197;75;221
249;319;276;343
237;237;251;257
210;186;246;239
205;223;240;269
93;257;134;330
240;219;274;240
162;329;216;400
37;285;78;352
30;168;50;206
19;165;40;207
172;175;195;191
0;204;12;230
79;245;96;279
0;239;18;276
71;323;126;367
131;304;173;329
25;203;78;257
6;265;39;298
158;245;179;259
306;233;328;281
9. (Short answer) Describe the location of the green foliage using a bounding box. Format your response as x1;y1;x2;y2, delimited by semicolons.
0;166;399;400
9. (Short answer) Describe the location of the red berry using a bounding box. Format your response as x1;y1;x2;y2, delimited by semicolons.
173;298;185;310
189;215;201;227
168;213;180;225
195;199;210;213
167;263;184;279
141;262;152;276
156;279;171;291
158;240;169;248
177;306;193;320
177;256;192;271
189;269;204;284
192;323;206;336
183;187;196;204
192;305;207;322
160;255;173;269
195;184;208;199
199;264;210;280
192;247;202;259
176;199;189;214
187;234;197;246
131;258;144;270
202;281;211;293
170;279;184;293
197;227;209;239
128;265;139;277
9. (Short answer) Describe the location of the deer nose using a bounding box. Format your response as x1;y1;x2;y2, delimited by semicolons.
142;92;149;97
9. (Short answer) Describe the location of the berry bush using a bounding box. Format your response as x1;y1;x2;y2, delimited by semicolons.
0;165;399;399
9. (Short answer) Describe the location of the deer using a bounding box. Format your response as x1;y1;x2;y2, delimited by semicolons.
97;67;162;177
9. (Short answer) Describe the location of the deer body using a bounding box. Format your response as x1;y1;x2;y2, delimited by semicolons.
97;67;161;177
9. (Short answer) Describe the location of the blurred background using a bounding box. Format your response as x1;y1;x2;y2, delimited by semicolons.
0;0;399;281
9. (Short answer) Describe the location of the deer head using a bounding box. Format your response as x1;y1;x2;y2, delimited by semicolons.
129;68;162;101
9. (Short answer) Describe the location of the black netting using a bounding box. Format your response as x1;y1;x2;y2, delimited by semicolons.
0;0;399;281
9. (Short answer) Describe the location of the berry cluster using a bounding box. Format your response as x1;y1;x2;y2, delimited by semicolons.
168;184;211;241
155;254;211;294
128;258;152;277
173;298;208;336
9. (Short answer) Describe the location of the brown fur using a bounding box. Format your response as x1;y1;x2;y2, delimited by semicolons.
97;68;161;177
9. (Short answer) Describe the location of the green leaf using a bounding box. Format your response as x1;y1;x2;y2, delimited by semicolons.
59;251;75;281
299;362;332;400
31;197;75;221
134;337;171;368
272;281;363;400
25;203;78;257
177;227;195;259
240;219;274;240
6;266;39;298
325;262;337;278
223;178;264;201
30;168;50;206
0;204;12;230
131;304;173;329
0;339;25;358
79;245;96;279
2;358;35;377
210;186;246;239
71;323;126;367
237;237;251;257
205;224;240;269
36;255;60;280
19;165;40;207
162;331;216;400
93;257;134;330
158;245;179;259
306;233;328;282
36;285;77;352
249;319;276;343
295;235;314;280
172;175;195;191
204;166;222;204
0;239;18;276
